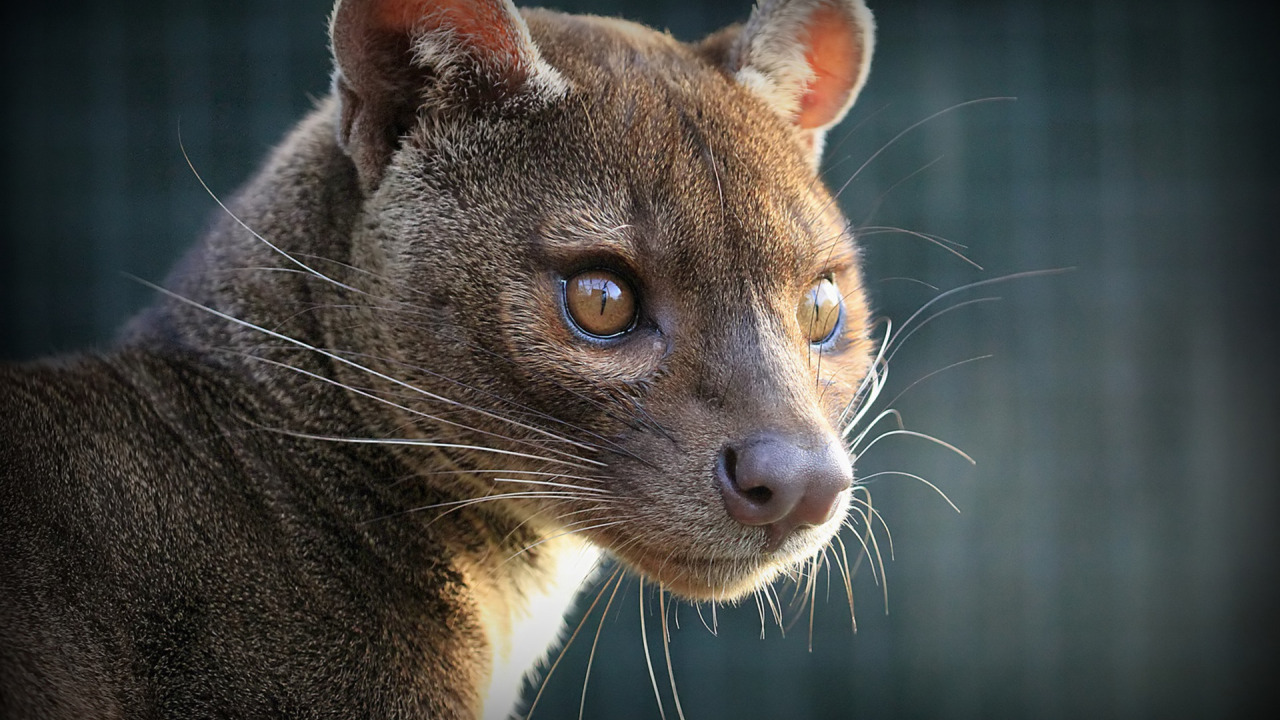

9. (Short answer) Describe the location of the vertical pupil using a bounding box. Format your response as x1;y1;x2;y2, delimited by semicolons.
582;277;619;315
800;279;841;343
567;270;635;337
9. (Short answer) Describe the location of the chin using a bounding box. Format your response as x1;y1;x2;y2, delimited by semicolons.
603;513;848;603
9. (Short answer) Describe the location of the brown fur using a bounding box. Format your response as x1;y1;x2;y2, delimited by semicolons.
1;1;878;717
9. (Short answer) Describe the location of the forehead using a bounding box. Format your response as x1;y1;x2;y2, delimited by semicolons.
527;13;857;292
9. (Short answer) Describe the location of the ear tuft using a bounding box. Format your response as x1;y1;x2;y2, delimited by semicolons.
329;0;567;191
729;0;875;165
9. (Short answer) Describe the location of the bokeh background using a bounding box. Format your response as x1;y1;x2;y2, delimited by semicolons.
2;1;1276;718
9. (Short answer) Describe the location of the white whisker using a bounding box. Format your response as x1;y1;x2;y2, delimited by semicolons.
131;279;608;464
886;268;1074;354
490;477;611;494
855;428;975;466
754;589;767;640
578;570;627;720
693;601;718;637
659;590;688;720
821;97;1016;215
226;350;605;468
524;566;623;720
367;491;618;526
851;486;896;559
884;296;1001;366
503;520;629;564
844;406;904;447
267;429;600;470
639;580;668;720
857;470;961;514
831;534;858;631
857;225;981;269
179;137;366;297
880;355;994;412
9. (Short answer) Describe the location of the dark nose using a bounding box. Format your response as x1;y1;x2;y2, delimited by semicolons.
716;432;853;551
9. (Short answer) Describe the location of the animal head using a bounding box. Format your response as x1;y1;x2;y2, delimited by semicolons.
327;0;877;601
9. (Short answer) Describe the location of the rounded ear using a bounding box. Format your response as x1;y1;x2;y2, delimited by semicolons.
723;0;875;166
329;0;568;191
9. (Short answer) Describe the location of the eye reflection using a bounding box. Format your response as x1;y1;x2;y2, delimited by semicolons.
564;270;637;338
798;278;842;344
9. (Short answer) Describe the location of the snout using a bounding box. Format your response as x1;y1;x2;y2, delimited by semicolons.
715;431;853;551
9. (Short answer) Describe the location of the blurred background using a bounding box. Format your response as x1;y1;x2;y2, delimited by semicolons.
2;1;1276;718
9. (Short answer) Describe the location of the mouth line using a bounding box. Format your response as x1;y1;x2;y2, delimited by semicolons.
619;539;829;578
604;521;840;566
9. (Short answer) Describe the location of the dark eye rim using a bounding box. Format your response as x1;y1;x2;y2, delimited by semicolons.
560;268;641;341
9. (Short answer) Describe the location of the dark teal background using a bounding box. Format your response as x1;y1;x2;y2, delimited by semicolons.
2;1;1277;718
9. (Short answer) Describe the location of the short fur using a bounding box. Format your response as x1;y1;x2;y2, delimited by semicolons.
1;1;877;717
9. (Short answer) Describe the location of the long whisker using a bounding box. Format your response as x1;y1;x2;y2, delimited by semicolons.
441;329;674;443
289;251;433;301
848;502;889;610
857;225;970;251
876;276;940;291
885;297;1002;366
754;589;767;640
693;601;718;637
132;279;609;468
857;155;946;228
796;548;828;635
503;520;630;564
813;100;893;188
179;136;366;297
264;428;601;470
659;589;688;720
842;506;881;588
857;470;961;514
363;491;618;527
639;579;669;720
489;477;610;494
851;486;897;560
844;406;905;447
831;533;858;632
822;97;1016;214
847;490;895;604
250;348;607;465
886;268;1074;353
324;347;648;464
524;564;623;720
763;584;783;633
836;318;892;430
577;568;627;720
879;355;994;412
412;468;612;484
855;428;975;466
856;225;982;269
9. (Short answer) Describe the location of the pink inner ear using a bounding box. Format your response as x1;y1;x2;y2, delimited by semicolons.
797;6;863;130
375;0;526;68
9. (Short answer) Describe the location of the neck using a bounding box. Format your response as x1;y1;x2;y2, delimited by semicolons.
122;94;606;712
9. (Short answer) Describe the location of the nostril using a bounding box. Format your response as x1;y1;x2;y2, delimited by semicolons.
716;432;853;544
720;445;773;505
716;439;792;528
721;445;738;484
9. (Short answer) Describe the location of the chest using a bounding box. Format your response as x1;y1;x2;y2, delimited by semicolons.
476;538;602;720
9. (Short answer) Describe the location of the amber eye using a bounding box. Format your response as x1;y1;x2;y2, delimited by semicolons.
798;278;842;344
564;269;638;338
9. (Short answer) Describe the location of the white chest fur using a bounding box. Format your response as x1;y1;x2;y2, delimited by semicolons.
480;538;602;720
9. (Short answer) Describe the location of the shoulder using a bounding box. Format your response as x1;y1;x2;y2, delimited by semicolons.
2;351;180;462
0;349;240;519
